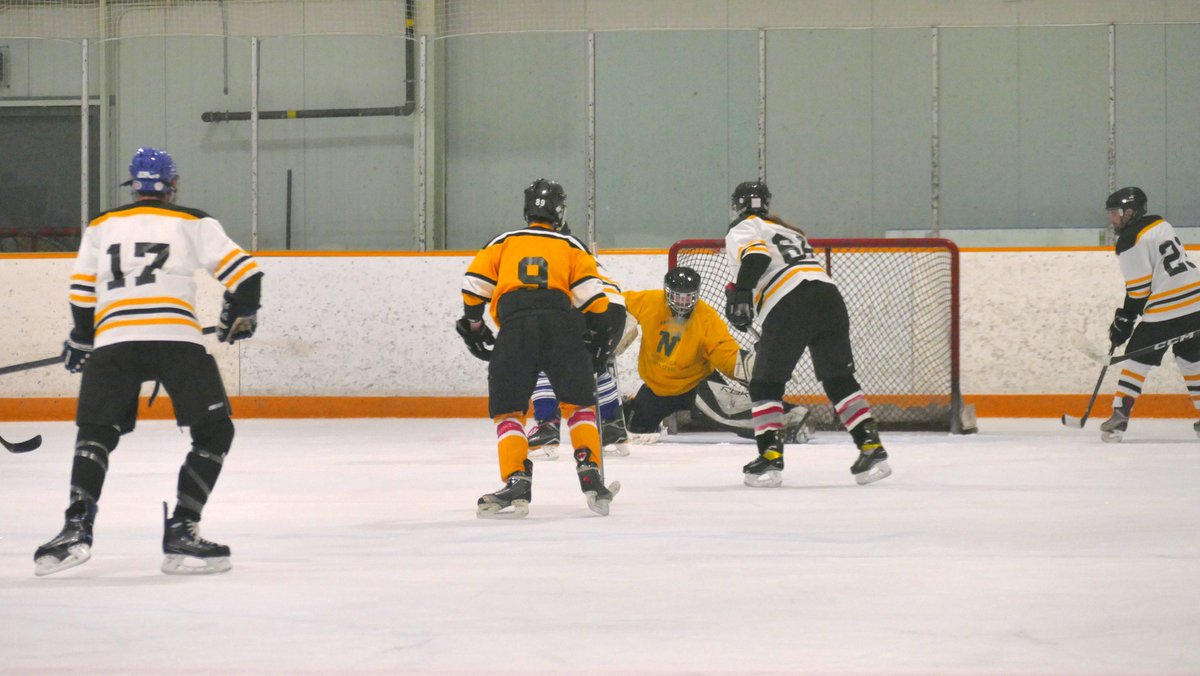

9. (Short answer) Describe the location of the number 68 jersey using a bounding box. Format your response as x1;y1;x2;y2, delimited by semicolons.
1116;215;1200;324
69;200;260;348
725;214;834;320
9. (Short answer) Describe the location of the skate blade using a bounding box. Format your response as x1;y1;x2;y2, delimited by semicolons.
1100;429;1124;443
33;544;91;577
743;470;782;488
528;444;559;461
854;460;893;486
476;500;530;520
602;443;630;457
585;481;621;516
162;554;232;575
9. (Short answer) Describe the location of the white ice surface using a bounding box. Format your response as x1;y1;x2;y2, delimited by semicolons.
1;418;1198;675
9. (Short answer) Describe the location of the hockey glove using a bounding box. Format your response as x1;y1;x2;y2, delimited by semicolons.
455;316;495;362
62;330;93;374
732;348;756;386
218;291;259;343
724;283;754;331
1109;307;1137;348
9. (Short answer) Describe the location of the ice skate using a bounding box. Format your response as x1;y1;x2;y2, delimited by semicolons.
743;435;784;488
575;454;620;516
850;421;891;485
477;461;532;519
851;447;891;485
526;418;561;461
1100;396;1133;443
161;502;232;575
33;500;97;577
742;452;784;488
601;415;630;457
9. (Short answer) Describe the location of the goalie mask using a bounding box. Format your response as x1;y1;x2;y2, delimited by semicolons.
122;147;178;197
1105;186;1147;231
664;266;701;318
731;180;771;221
524;178;567;230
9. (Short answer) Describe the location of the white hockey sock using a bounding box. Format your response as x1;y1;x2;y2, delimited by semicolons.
751;400;784;437
1175;355;1200;414
1113;361;1152;407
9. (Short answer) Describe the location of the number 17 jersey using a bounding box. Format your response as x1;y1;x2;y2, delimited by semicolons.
725;214;834;320
69;200;260;348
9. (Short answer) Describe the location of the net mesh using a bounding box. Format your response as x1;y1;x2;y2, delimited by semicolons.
670;238;961;432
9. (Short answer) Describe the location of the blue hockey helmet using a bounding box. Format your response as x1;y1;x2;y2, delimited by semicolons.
123;147;178;195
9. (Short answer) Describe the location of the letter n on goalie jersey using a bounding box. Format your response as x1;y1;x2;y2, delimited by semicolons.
657;331;680;356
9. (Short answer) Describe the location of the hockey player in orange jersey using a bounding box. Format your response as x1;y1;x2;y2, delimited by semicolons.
457;178;625;518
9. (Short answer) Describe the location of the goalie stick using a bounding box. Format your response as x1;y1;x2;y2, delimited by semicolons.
0;326;218;376
1;433;42;453
1061;346;1116;429
1074;328;1200;367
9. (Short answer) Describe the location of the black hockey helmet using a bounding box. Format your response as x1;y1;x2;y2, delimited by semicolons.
731;180;771;220
664;266;702;317
524;178;567;230
1105;186;1147;230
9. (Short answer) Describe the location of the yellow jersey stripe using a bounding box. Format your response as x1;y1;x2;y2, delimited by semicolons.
96;296;195;322
94;317;202;336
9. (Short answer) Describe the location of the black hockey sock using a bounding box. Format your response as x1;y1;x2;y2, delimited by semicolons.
174;418;233;522
69;424;119;505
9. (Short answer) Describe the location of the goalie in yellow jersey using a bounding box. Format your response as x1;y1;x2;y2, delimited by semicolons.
620;267;809;444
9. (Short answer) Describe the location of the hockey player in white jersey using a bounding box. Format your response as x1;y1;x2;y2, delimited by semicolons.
34;147;262;576
1099;187;1200;442
723;181;891;487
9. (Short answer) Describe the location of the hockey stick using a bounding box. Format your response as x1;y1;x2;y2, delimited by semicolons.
0;433;42;453
1074;327;1200;366
1061;345;1116;429
0;326;218;376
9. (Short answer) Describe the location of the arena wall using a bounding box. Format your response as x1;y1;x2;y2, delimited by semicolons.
1;248;1194;421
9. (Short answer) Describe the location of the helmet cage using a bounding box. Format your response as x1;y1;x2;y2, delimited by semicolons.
664;267;701;317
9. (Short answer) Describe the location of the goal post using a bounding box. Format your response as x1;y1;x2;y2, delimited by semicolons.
669;237;971;433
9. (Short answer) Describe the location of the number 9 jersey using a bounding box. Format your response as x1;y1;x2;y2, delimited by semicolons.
724;214;834;320
1116;214;1200;324
69;201;260;347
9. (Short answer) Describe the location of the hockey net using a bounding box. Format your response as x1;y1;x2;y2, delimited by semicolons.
670;238;967;433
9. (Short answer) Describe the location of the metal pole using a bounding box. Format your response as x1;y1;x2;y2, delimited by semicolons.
417;35;427;251
758;29;766;182
1107;23;1116;193
250;37;259;251
930;27;941;237
81;39;89;231
586;32;596;252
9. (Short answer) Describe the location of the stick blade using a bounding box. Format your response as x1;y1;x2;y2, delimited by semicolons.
2;434;42;453
1060;414;1085;429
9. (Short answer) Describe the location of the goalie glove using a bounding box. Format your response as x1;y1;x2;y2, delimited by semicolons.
614;321;639;357
732;348;756;386
724;283;754;331
455;316;495;362
217;291;259;343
